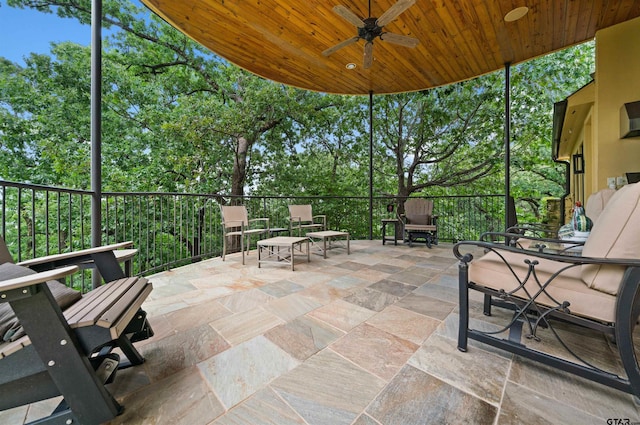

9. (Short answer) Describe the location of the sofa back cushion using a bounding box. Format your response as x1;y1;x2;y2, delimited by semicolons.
581;183;640;294
585;188;617;225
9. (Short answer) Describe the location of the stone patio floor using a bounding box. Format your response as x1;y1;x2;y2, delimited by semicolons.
4;240;640;424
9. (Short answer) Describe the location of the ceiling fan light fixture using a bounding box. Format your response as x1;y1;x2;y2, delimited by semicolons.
504;6;529;22
324;0;418;69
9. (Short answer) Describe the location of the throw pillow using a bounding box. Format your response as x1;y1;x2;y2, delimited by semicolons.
0;262;81;342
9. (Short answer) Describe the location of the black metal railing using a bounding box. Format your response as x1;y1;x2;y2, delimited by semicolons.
0;180;505;279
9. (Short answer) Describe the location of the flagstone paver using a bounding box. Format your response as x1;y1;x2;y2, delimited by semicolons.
8;240;637;425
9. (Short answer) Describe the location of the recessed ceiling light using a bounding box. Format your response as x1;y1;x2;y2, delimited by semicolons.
346;63;357;70
504;6;529;22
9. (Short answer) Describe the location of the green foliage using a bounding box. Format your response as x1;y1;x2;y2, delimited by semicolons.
0;1;595;230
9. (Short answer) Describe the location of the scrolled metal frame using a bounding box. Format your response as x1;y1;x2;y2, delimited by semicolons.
454;238;640;397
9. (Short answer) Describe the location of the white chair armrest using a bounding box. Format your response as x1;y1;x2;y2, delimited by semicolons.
17;242;133;268
0;266;79;292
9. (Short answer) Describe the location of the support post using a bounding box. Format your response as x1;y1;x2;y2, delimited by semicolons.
91;0;103;289
504;63;512;229
368;91;374;240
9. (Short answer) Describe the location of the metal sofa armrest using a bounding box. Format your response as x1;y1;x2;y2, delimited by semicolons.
479;231;585;253
454;238;640;268
506;222;559;238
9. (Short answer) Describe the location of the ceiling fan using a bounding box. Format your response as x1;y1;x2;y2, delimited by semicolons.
322;0;419;69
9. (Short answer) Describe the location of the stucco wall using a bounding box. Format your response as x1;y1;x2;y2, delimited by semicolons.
595;16;640;190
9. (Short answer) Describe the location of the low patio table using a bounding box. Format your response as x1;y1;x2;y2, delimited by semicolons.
257;236;309;271
306;230;350;259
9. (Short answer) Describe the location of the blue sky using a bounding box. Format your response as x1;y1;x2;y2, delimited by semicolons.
0;2;92;65
0;1;146;65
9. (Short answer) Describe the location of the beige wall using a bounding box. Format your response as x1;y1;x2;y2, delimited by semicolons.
595;16;640;190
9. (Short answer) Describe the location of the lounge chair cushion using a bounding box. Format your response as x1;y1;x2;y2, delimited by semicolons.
581;182;640;295
469;250;616;323
0;262;81;342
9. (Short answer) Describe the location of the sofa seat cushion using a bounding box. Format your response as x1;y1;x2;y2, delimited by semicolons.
469;250;616;323
0;262;81;342
581;183;640;295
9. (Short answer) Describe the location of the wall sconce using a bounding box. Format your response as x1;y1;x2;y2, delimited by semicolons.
573;153;584;174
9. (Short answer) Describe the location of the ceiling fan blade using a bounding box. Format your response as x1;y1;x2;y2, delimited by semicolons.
379;32;419;48
333;5;365;28
363;41;373;69
322;36;360;56
376;0;416;27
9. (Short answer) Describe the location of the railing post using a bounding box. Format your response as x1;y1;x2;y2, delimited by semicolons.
91;0;103;289
504;62;513;230
368;91;374;240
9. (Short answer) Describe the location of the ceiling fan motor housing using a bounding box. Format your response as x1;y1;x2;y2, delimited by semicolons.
358;17;383;42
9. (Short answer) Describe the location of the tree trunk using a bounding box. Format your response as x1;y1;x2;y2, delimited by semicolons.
231;136;249;198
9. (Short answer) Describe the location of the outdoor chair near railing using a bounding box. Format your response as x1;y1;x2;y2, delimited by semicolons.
220;205;270;265
287;204;326;236
0;238;154;424
400;198;438;248
454;182;640;400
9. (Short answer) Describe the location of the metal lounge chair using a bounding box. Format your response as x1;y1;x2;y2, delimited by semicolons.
401;198;438;248
221;205;269;265
454;182;640;399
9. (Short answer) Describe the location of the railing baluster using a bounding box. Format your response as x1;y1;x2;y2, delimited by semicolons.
30;188;36;258
17;187;22;262
45;192;50;256
1;185;5;239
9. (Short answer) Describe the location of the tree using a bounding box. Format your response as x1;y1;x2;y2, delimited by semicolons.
2;0;596;216
507;43;595;220
373;76;505;206
6;0;365;198
253;93;370;196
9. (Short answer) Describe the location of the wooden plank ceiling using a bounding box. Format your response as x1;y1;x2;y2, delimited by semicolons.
141;0;640;95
